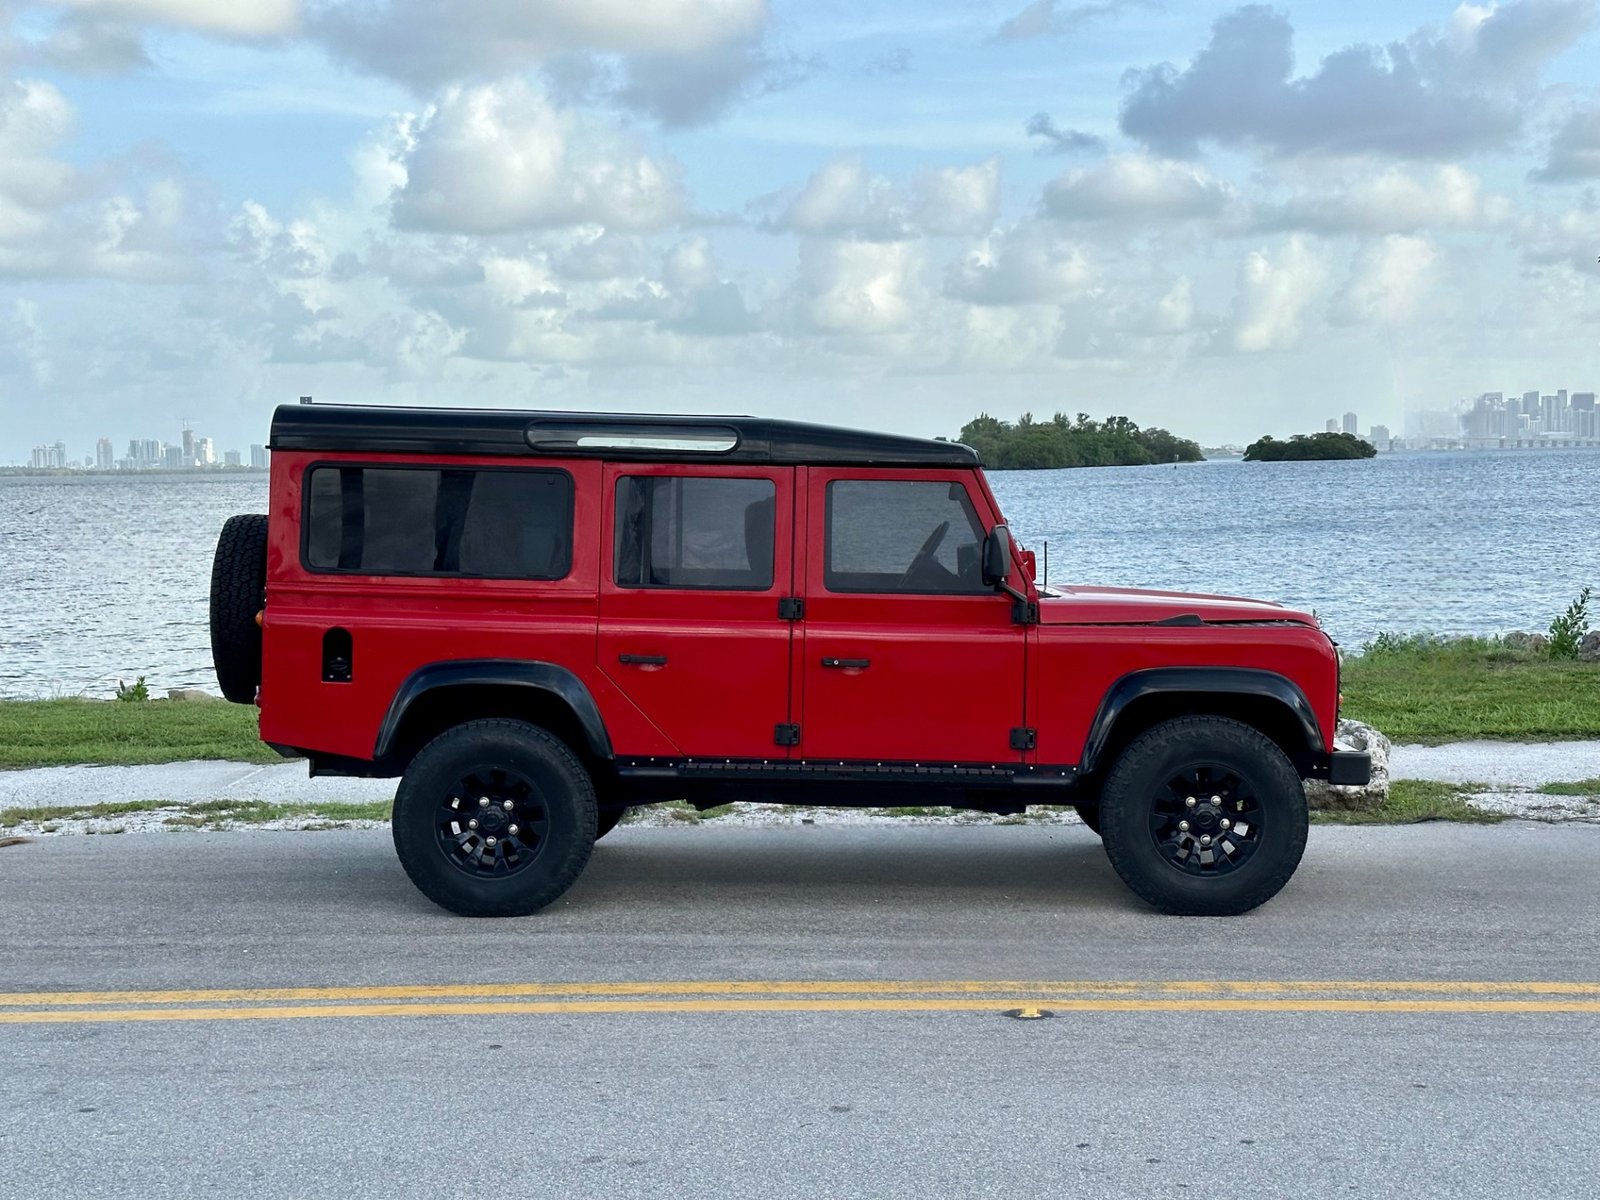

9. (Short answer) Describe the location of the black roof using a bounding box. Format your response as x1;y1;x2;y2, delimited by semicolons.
269;404;980;467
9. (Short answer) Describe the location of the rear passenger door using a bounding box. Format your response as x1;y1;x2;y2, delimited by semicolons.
598;464;797;759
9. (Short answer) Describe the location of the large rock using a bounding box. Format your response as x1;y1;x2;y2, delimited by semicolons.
1304;718;1390;812
166;687;221;702
1578;631;1600;663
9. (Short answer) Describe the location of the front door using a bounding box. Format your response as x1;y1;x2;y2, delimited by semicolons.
598;463;796;759
796;468;1027;763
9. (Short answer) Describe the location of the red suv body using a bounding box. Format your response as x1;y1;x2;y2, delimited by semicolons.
210;403;1368;917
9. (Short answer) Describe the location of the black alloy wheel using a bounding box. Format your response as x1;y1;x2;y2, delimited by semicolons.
1098;716;1307;916
392;719;597;917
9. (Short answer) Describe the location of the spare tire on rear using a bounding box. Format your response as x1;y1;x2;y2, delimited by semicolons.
210;514;268;704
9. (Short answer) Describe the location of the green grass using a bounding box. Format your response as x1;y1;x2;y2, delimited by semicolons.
1341;637;1600;744
1537;779;1600;796
1;797;392;830
0;699;278;769
1310;779;1504;825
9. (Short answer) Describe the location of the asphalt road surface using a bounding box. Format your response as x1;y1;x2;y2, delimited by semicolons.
4;822;1599;1199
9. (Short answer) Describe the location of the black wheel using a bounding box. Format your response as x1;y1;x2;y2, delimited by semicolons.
392;719;597;917
595;804;627;840
1072;802;1102;835
209;514;268;704
1098;716;1307;916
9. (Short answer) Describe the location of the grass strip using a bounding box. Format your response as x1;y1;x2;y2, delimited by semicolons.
0;699;278;769
1537;779;1600;796
1;798;392;829
1310;779;1504;825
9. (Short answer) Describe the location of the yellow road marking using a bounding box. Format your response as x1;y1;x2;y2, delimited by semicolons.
3;996;1600;1025
1;979;1599;1025
5;978;1600;1008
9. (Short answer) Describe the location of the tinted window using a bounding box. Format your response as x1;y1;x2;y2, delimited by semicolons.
614;476;776;590
826;479;987;594
305;466;573;579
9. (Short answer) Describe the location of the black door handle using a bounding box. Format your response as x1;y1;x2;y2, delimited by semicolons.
619;653;668;666
821;657;870;669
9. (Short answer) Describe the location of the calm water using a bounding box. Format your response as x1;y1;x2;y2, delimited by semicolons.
1;451;1596;697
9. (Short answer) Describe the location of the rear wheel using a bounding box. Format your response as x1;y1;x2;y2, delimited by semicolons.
392;719;597;917
209;514;268;704
1098;716;1307;916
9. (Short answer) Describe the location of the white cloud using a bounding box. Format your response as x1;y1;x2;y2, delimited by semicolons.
1226;236;1328;352
52;0;300;38
1042;155;1236;222
944;223;1094;306
1331;235;1438;324
390;80;686;234
799;239;920;334
1531;104;1600;182
1255;165;1513;234
770;156;998;240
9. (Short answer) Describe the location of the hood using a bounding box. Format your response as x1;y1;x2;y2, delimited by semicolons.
1037;585;1317;628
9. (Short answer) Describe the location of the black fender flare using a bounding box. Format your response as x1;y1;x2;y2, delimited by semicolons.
1079;667;1324;774
374;660;614;762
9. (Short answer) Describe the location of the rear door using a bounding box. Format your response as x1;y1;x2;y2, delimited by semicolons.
796;468;1027;764
598;463;797;758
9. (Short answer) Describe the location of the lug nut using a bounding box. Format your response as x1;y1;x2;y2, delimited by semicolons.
1210;795;1222;806
508;824;519;836
486;836;497;847
1185;797;1197;808
1200;835;1212;846
502;800;514;812
468;819;478;830
478;797;489;808
1220;818;1231;830
1179;820;1190;832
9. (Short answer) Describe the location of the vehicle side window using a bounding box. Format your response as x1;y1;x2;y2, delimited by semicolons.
304;466;573;579
825;479;987;595
614;476;776;590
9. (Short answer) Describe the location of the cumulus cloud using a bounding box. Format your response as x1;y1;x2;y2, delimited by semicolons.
2;9;151;74
1531;104;1600;181
1330;235;1438;324
995;0;1149;43
1024;112;1106;155
1253;165;1513;233
944;223;1094;306
1042;155;1236;222
767;156;998;240
53;0;300;38
390;80;686;235
1224;236;1327;352
798;239;921;334
1117;3;1586;159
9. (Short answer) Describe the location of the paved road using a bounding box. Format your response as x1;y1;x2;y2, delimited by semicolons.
3;823;1599;1198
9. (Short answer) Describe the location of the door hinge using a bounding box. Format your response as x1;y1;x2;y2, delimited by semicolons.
778;597;805;621
774;723;801;746
1009;727;1037;751
1011;599;1039;626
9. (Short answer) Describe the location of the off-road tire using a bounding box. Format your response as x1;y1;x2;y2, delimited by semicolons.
209;514;268;704
392;719;597;917
1099;716;1307;916
1072;802;1102;835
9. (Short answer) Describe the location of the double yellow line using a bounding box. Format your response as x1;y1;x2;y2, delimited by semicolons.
3;979;1600;1025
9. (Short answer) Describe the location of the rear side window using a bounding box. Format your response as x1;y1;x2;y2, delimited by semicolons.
304;466;573;579
614;476;776;590
826;479;987;595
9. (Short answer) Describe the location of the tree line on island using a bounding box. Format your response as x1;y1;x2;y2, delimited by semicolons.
1242;432;1377;461
956;413;1204;470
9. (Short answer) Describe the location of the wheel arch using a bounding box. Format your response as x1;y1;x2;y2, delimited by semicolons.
1080;667;1324;778
375;660;614;776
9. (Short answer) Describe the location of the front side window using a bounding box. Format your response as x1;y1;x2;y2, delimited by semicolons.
304;466;573;579
614;475;776;590
826;479;987;595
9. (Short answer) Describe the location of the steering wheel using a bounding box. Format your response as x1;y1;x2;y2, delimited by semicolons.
897;521;950;588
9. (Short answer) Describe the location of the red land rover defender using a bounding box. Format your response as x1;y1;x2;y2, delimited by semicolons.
209;404;1368;917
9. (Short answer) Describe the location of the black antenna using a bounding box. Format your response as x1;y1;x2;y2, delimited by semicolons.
299;395;314;405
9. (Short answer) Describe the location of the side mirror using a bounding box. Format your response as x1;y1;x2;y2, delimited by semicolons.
982;525;1012;588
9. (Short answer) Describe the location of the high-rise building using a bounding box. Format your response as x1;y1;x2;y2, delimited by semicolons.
1575;393;1596;440
250;444;268;469
1523;391;1541;417
181;426;195;465
224;449;241;468
164;445;185;469
1369;424;1391;449
1342;412;1358;435
196;436;216;465
95;437;114;470
1325;418;1339;433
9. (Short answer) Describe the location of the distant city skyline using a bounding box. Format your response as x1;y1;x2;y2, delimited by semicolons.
18;420;266;472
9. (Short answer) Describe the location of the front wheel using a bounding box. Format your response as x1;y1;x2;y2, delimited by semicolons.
1098;716;1307;916
392;719;597;917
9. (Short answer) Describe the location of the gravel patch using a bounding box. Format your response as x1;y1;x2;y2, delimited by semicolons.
0;760;395;811
1388;740;1600;788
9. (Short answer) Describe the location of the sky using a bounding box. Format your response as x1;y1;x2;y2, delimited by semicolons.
1;0;1597;460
